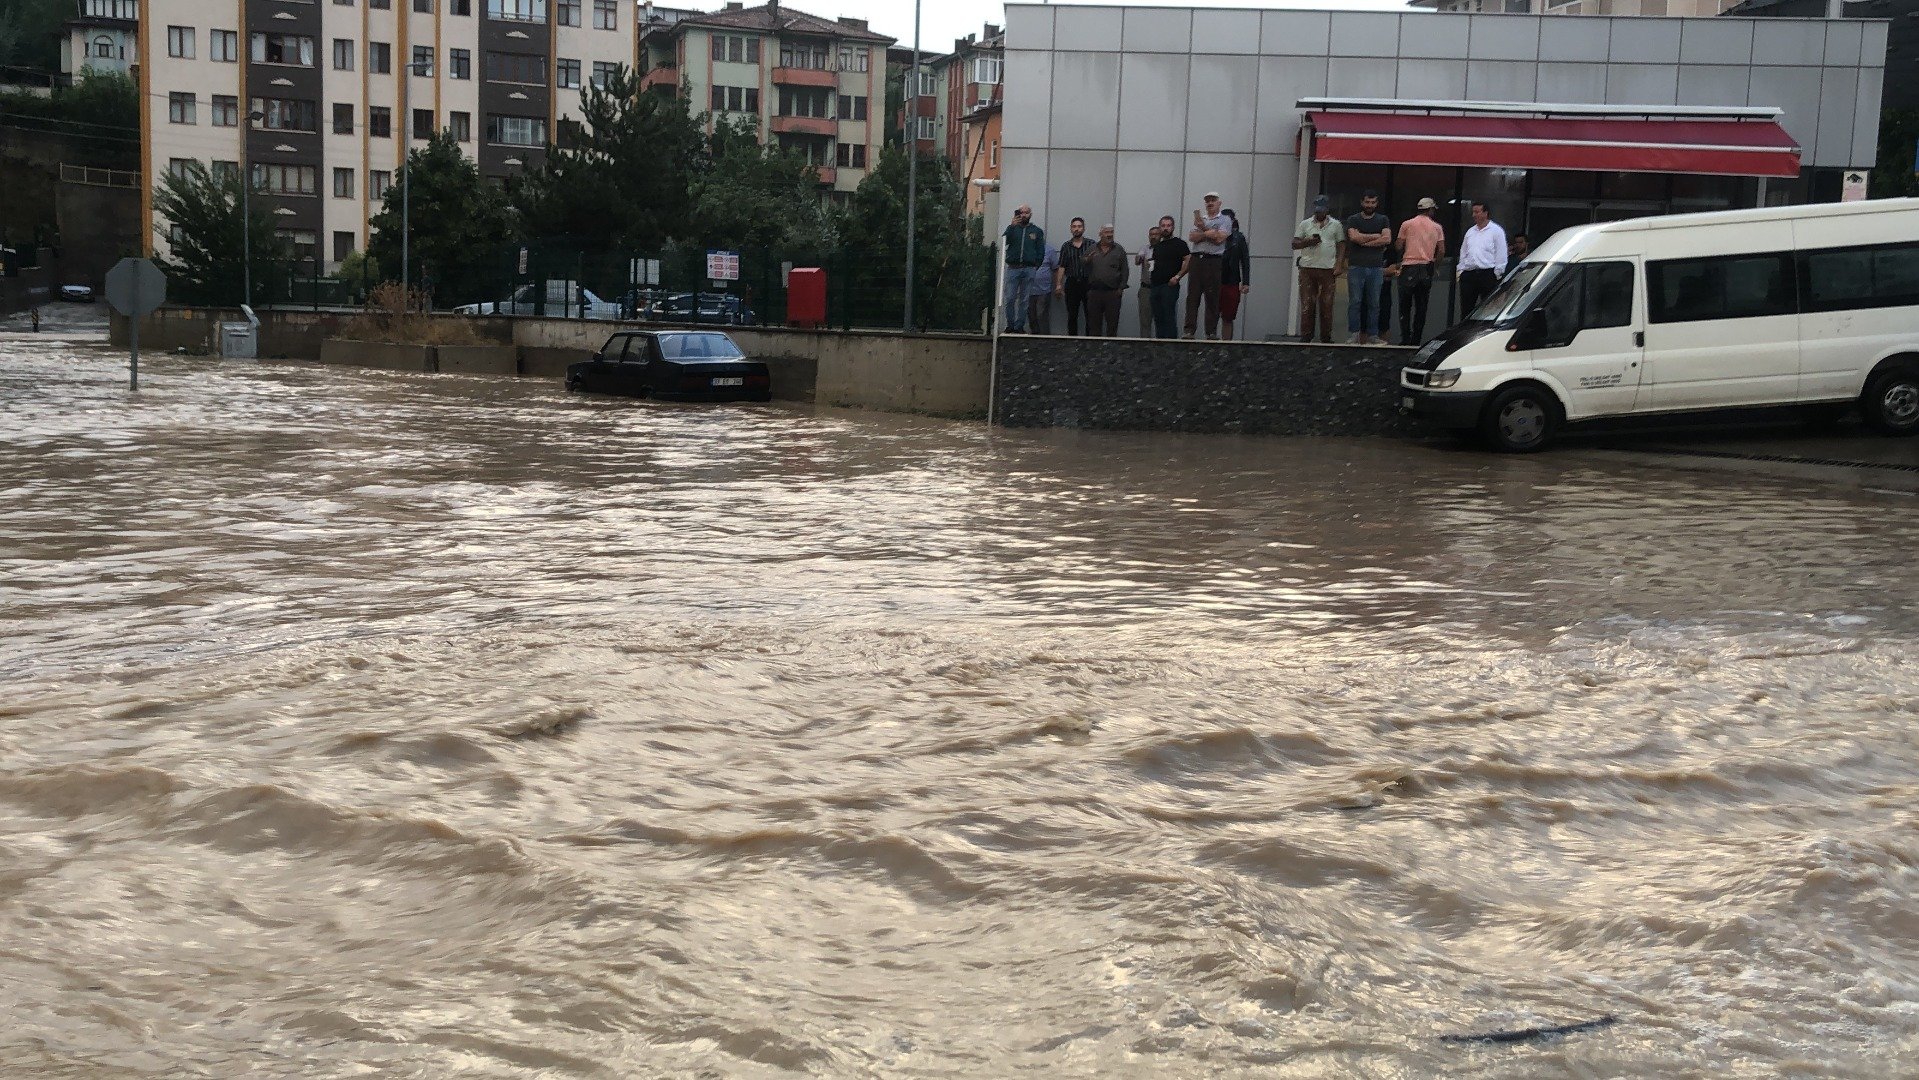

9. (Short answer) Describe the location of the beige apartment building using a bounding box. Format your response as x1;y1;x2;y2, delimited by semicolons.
141;0;633;273
637;2;892;198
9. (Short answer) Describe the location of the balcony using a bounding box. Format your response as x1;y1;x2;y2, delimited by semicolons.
770;114;835;137
640;64;677;92
812;166;837;186
771;66;837;88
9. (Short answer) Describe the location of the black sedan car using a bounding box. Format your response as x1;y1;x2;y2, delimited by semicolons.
566;330;771;402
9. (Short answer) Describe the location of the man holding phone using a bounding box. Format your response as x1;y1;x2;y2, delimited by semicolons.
1291;194;1343;344
1183;192;1230;340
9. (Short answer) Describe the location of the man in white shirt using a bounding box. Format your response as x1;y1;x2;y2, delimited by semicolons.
1183;191;1230;340
1455;201;1508;322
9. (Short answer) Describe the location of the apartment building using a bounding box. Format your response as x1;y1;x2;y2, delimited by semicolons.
141;0;633;272
637;3;893;197
63;0;140;81
939;25;1001;163
1413;0;1751;15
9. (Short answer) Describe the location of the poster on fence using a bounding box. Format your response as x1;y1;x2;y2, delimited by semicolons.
705;250;740;281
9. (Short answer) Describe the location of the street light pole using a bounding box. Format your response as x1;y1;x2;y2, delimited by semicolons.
243;109;264;309
903;0;921;332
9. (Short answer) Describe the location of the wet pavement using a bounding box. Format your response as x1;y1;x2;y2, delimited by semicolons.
4;336;1918;1078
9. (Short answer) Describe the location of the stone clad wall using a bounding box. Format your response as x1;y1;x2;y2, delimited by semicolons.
994;337;1426;436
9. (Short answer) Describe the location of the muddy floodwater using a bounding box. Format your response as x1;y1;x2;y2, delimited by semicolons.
4;338;1919;1078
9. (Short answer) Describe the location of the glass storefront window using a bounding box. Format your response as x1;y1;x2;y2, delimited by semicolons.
1598;171;1668;201
1529;170;1596;199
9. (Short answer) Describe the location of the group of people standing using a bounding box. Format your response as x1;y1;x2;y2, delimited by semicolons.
1293;191;1529;346
1001;193;1253;341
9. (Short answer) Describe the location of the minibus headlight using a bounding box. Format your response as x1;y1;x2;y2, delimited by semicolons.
1426;368;1461;389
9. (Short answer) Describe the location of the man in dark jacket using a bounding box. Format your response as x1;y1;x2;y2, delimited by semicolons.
1082;224;1130;337
1001;205;1045;333
1219;209;1250;341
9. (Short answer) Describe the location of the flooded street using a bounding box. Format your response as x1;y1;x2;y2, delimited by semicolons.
4;336;1918;1078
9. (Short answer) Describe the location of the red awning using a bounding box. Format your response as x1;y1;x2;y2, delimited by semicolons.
1307;110;1801;178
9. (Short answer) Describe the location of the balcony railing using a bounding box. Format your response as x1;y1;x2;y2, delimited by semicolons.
771;66;837;88
640;65;678;91
770;114;835;137
812;166;837;186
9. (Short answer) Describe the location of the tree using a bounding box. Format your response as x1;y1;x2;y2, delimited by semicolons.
152;161;290;306
367;131;516;306
512;65;704;254
0;0;69;74
688;117;834;252
838;147;991;331
1870;108;1919;200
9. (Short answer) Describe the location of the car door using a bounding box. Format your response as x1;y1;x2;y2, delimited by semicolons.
1643;235;1800;410
1526;260;1644;419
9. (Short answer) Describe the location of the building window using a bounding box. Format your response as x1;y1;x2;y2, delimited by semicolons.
712;34;759;63
838;47;869;73
449;110;471;141
368;106;391;138
211;94;238;126
447;48;471;79
412;108;433;139
412;46;433;76
333;167;355;198
837;94;867;122
168;157;191;180
368;42;391;74
972;56;1002;85
251;163;317;196
779;43;828;70
591;61;617;88
332;38;354;70
83;0;137;17
414;0;432;11
166;26;194;59
250;32;315;67
592;0;616;31
167;92;196;124
334;0;352;6
333;102;353;134
250;97;318;132
710;85;758;113
485;114;546;146
989;139;997;167
333;230;356;263
557;57;580;89
557;0;579;25
210;29;238;63
371;170;392;198
369;0;389;8
486;0;545;21
91;36;114;59
917;70;937;96
913;116;934;141
279;229;318;262
449;0;470;14
485;51;545;84
211;160;239;184
835;142;866;169
778;87;829;119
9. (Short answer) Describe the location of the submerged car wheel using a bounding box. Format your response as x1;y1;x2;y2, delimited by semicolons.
1480;384;1559;453
565;375;582;392
1863;364;1919;436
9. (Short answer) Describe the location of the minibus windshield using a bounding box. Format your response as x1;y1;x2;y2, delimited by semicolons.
1467;262;1566;324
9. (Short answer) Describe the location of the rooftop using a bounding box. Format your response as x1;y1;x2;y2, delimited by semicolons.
677;2;895;44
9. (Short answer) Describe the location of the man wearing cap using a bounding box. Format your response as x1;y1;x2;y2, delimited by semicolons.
1183;192;1230;340
1291;195;1343;344
1001;204;1046;333
1083;225;1130;337
1395;196;1447;346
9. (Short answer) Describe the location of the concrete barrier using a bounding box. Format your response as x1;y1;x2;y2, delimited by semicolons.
519;346;588;379
434;344;519;376
993;336;1425;436
318;338;437;372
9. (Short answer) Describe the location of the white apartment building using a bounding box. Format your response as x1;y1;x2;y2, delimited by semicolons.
141;0;633;273
63;0;140;80
637;2;892;198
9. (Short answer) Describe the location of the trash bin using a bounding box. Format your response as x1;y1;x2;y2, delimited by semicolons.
219;305;261;359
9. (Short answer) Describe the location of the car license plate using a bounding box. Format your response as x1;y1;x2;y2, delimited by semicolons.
1401;395;1416;410
712;377;744;387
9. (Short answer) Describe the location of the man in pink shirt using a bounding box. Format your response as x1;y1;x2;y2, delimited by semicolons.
1395;197;1447;346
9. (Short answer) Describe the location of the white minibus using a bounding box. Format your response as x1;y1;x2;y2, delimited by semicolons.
1400;198;1919;451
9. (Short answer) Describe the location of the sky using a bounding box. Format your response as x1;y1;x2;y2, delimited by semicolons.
741;0;1412;55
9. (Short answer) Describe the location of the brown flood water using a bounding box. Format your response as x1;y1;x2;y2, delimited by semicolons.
4;338;1918;1078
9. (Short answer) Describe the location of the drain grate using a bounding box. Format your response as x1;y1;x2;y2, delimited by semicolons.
1604;444;1919;474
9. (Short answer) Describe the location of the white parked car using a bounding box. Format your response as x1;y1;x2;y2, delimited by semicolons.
59;284;94;302
453;283;620;320
1401;197;1919;451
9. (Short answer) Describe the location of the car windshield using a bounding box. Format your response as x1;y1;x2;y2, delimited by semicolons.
656;333;743;360
1467;262;1567;324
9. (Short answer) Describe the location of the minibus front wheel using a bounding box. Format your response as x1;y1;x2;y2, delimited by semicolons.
1862;361;1919;436
1480;383;1561;453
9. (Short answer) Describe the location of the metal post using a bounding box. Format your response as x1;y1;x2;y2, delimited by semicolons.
903;0;922;332
129;314;139;392
243;110;264;310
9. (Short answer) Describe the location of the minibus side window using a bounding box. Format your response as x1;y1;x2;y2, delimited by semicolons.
1582;262;1634;330
1649;252;1795;324
1798;241;1919;313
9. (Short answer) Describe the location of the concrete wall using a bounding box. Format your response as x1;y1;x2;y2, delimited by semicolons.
434;345;520;376
994;335;1423;436
317;339;437;372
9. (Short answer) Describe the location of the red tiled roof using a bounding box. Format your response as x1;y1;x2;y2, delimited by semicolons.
678;4;894;44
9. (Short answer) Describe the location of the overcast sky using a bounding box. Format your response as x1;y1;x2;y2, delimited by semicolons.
755;1;1412;55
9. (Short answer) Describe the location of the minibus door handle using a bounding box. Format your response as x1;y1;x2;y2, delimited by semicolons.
1634;331;1645;348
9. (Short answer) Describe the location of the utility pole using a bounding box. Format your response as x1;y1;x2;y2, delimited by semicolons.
243;110;264;309
903;0;922;332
